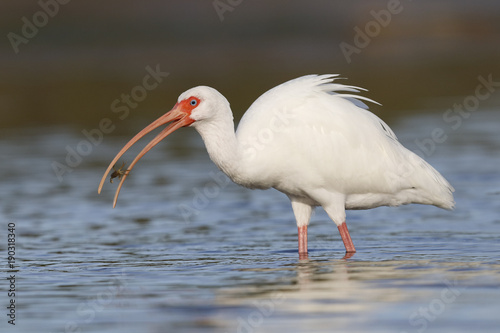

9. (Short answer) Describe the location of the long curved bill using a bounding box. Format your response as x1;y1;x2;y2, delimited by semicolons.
98;104;194;207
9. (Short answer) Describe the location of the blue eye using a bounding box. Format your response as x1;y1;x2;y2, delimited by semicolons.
190;99;197;106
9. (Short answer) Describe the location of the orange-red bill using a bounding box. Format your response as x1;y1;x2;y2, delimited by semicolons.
98;104;195;207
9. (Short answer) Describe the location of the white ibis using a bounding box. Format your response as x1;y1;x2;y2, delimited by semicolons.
98;74;454;258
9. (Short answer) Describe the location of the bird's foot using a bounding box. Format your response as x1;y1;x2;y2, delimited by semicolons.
298;252;309;260
342;251;356;260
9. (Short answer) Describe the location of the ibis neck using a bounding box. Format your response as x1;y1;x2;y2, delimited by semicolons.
193;112;241;182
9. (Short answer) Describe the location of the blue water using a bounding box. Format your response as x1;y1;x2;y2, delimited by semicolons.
0;109;499;332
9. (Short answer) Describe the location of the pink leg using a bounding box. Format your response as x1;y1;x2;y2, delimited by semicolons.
338;222;356;253
298;225;308;258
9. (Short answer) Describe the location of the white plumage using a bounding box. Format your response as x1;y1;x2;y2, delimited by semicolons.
99;74;455;258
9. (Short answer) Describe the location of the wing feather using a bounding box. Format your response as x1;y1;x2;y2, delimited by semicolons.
235;75;454;209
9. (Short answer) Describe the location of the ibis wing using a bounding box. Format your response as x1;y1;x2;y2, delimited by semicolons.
235;75;454;209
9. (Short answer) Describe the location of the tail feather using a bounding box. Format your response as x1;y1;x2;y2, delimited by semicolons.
409;151;455;210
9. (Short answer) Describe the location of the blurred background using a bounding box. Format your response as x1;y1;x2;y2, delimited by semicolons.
1;0;499;130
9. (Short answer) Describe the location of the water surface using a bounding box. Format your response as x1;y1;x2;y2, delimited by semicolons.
0;109;499;333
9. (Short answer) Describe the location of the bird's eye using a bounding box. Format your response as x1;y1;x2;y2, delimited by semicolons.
190;99;198;106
